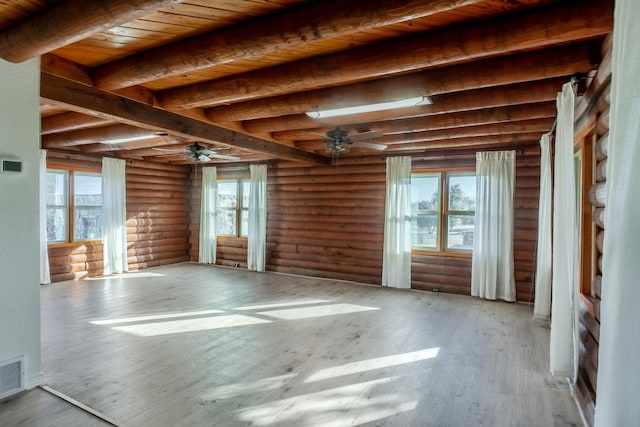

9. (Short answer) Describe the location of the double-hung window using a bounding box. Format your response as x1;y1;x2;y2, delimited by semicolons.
217;179;249;237
46;169;102;243
411;171;476;253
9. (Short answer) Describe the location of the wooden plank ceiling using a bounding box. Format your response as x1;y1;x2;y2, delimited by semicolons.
0;0;612;165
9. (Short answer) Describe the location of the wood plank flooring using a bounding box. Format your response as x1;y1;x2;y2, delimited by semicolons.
2;263;581;426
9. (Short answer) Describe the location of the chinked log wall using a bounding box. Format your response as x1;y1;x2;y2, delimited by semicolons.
189;152;540;300
573;34;611;427
47;154;191;282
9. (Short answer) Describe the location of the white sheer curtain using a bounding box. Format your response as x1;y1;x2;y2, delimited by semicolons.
534;134;552;319
102;158;128;275
382;156;411;288
471;150;516;301
39;149;51;284
199;166;217;264
248;164;267;272
550;82;578;381
595;0;640;423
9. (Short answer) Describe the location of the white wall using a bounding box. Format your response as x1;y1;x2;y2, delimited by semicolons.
0;57;43;388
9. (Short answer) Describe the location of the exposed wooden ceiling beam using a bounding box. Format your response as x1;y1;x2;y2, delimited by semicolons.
294;119;552;148
0;0;177;63
383;134;543;152
242;77;567;133
159;0;611;110
80;136;180;153
205;43;598;122
43;124;160;149
40;72;330;165
92;0;484;90
41;112;114;135
273;102;556;142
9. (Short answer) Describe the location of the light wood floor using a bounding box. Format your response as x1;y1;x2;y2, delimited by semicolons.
2;263;581;426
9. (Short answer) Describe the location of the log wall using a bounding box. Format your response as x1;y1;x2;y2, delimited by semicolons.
47;154;191;282
410;146;540;300
189;165;250;267
189;151;540;301
573;34;611;427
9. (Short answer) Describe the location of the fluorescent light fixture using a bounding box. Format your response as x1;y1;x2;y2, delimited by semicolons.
101;131;168;144
306;96;432;119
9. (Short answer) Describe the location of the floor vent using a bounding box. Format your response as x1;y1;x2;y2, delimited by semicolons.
0;356;24;400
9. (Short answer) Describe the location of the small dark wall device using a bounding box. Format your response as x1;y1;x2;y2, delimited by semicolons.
1;159;23;173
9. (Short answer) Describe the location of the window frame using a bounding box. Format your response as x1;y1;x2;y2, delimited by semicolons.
411;168;476;256
216;178;250;238
46;168;102;246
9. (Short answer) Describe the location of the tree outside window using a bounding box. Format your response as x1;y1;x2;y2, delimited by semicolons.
217;179;249;237
46;169;102;243
411;171;475;253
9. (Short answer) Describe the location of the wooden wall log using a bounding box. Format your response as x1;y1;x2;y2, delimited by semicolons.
187;147;539;299
595;208;605;229
589;182;607;207
596;231;604;254
596;110;610;135
596;158;608;182
47;156;191;282
595;132;609;161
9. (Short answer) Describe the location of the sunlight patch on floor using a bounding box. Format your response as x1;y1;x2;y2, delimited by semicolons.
233;299;330;311
201;374;297;400
84;271;166;281
305;347;440;383
112;314;271;337
258;303;379;320
235;376;417;426
90;309;225;326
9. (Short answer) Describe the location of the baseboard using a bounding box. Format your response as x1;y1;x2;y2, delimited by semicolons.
25;372;45;389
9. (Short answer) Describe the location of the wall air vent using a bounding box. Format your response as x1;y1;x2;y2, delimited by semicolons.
0;356;24;400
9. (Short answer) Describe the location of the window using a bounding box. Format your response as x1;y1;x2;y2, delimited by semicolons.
217;179;249;237
411;171;476;253
46;170;102;243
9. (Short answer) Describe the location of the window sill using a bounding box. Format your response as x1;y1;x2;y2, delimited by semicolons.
411;249;472;258
48;240;102;248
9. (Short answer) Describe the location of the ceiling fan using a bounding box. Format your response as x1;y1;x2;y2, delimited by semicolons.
320;127;387;154
154;142;240;162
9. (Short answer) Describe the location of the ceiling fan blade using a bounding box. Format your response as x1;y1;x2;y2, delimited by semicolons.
350;130;382;141
305;130;330;140
353;141;387;151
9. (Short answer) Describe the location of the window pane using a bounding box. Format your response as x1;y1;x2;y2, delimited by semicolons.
447;215;475;251
47;207;67;242
411;174;440;250
46;171;67;206
217;208;236;236
74;173;102;206
448;175;476;212
241;180;250;209
218;181;237;208
240;208;249;237
412;214;438;249
411;175;440;212
75;207;102;241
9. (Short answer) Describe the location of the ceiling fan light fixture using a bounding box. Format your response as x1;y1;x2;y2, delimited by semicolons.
306;96;432;119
